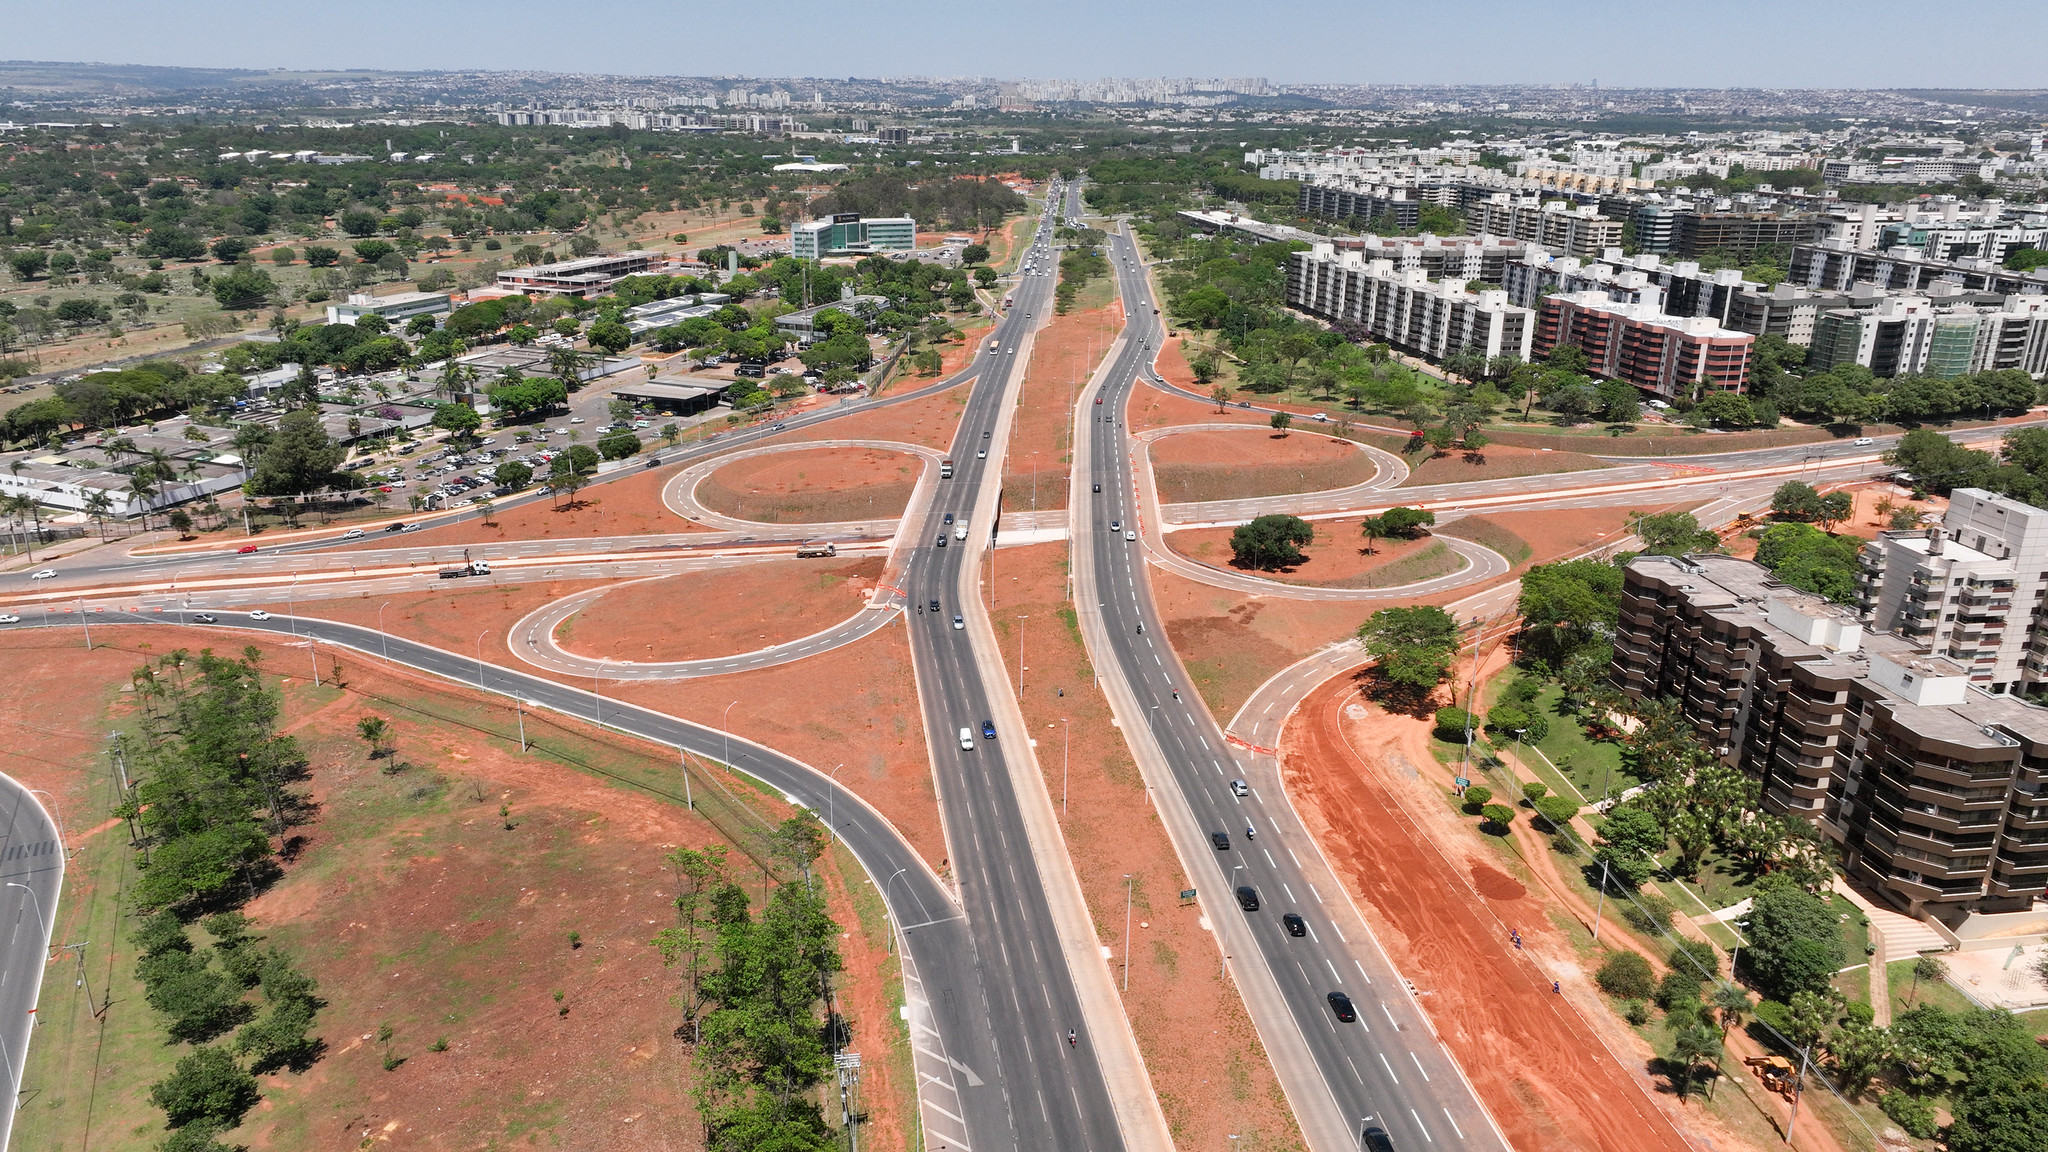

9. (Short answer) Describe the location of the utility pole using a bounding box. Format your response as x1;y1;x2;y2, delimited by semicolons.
1784;1045;1811;1143
1122;873;1134;991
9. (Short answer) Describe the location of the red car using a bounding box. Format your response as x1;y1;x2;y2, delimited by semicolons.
1094;396;1103;405
237;544;259;554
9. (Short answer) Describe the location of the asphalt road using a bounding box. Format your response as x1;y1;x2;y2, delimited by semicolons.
0;773;63;1152
894;180;1134;1152
1074;226;1509;1152
0;606;992;1151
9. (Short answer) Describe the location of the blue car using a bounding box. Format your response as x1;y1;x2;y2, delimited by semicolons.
981;721;996;740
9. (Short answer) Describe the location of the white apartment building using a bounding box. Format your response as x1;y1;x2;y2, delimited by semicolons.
1289;245;1534;362
1860;489;2048;695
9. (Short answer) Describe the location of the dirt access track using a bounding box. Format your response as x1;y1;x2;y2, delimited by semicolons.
1281;674;1696;1152
1149;427;1378;503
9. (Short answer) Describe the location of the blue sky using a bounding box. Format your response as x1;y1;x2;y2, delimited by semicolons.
10;1;2047;89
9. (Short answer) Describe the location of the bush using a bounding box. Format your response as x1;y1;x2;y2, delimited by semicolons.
1655;970;1703;1011
1621;893;1677;937
1534;795;1580;831
1668;938;1720;979
1480;804;1515;830
1624;999;1653;1025
1597;950;1657;1000
1521;781;1548;804
1434;706;1475;743
1881;1091;1939;1139
1460;784;1491;809
148;1045;260;1129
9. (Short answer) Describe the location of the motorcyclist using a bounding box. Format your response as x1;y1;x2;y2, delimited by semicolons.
1245;824;1255;841
1067;1029;1077;1048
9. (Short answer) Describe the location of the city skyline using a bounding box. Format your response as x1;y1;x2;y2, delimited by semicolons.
8;0;2048;90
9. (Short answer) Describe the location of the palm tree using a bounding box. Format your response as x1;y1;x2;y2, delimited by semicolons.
127;473;159;530
356;716;391;759
83;489;114;539
546;346;595;386
1712;984;1751;1038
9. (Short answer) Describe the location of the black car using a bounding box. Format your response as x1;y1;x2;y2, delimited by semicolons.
1328;992;1356;1023
1361;1126;1395;1152
1211;831;1230;851
1092;483;1101;493
943;512;954;524
1283;913;1307;937
928;599;940;613
935;533;947;548
385;522;407;532
1235;886;1260;912
191;613;217;624
644;456;662;469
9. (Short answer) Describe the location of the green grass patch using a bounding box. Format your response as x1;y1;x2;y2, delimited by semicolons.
1887;958;1978;1016
1434;516;1533;566
1525;685;1632;804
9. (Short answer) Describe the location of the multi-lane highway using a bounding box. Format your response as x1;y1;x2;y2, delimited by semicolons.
0;775;62;1152
1070;224;1511;1151
891;179;1157;1152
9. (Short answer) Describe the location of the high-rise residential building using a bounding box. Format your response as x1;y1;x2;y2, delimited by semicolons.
1792;239;2048;297
1612;551;2048;922
1289;245;1533;363
1806;294;2048;378
1467;195;1623;261
1533;291;1753;397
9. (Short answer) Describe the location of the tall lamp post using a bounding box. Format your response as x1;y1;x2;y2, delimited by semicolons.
377;601;392;661
828;763;843;845
722;700;739;769
1122;874;1134;991
476;630;490;692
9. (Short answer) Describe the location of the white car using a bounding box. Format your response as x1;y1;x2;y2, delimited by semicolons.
29;569;55;580
341;528;365;539
248;610;272;621
0;614;18;624
1854;437;1874;446
1124;529;1137;541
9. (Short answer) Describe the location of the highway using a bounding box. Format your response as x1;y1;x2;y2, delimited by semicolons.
0;604;993;1150
1070;224;1510;1152
0;774;63;1152
892;179;1148;1152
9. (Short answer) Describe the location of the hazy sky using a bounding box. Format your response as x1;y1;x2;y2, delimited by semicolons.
11;0;2047;89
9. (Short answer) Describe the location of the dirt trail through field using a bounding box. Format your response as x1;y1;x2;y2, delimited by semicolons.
1281;673;1696;1152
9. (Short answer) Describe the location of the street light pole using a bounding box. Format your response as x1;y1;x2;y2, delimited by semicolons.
1061;718;1070;817
1122;873;1134;991
26;790;64;860
378;601;391;662
476;629;490;692
1017;614;1028;699
723;700;738;768
828;763;843;845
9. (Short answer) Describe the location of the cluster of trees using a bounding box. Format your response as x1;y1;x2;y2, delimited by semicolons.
113;650;324;1148
807;173;1025;232
1228;513;1314;569
654;819;848;1151
1888;426;2048;508
484;375;570;419
1055;241;1109;315
1;359;243;445
1755;339;2039;426
1357;604;1462;702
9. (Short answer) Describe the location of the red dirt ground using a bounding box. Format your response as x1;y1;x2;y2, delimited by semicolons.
1399;443;1612;488
1167;523;1461;588
0;625;909;1152
1130;383;1272;433
557;558;884;663
1150;428;1379;503
793;379;973;452
984;542;1304;1150
1003;303;1121;513
334;465;712;553
696;447;922;523
298;587;947;873
1284;674;1699;1152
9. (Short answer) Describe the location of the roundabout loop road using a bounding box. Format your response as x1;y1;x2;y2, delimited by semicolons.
1136;420;1411;510
505;569;900;681
662;437;946;534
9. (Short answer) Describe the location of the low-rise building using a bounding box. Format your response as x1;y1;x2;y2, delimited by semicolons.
325;291;452;327
773;295;891;345
495;251;660;298
789;214;916;259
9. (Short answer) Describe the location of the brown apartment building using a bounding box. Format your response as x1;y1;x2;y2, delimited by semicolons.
1614;553;2048;923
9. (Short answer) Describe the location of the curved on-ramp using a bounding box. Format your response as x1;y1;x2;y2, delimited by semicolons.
506;571;900;680
663;438;946;534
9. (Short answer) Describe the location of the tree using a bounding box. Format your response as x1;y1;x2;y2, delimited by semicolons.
1596;951;1656;1000
1886;428;1992;494
1754;522;1862;605
597;430;642;461
549;446;598;508
303;245;339;267
586;318;632;355
1357;605;1460;698
1517;558;1623;672
653;844;730;1043
9;250;49;280
1229;514;1314;570
494;460;533;490
960;243;990;265
167;509;195;538
1745;880;1846;1001
1950;1080;2048;1152
210;267;275;310
1362;506;1434;551
431;402;482;443
356;716;389;759
1771;480;1824;521
1815;490;1854;532
1668;1024;1724;1103
247;408;342;496
1594;806;1666;889
1210;384;1230;412
1534;795;1580;832
1630;510;1718;556
1906;954;1949;1005
148;1045;261;1130
1269;410;1293;435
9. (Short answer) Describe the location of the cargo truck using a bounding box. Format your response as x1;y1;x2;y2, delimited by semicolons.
438;551;492;579
795;542;838;558
940;459;954;479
